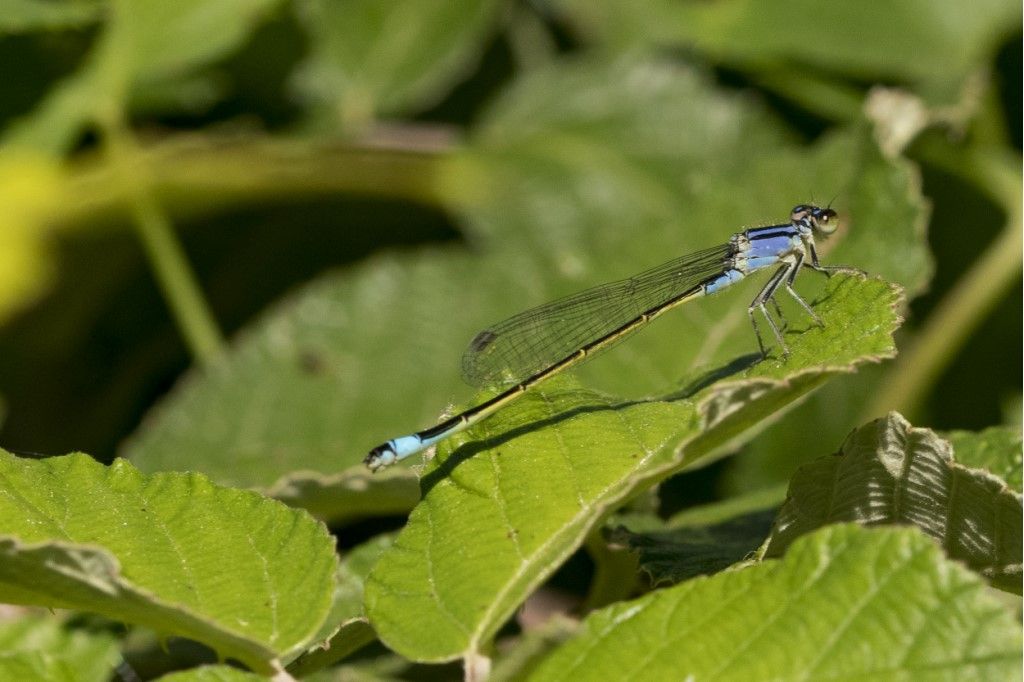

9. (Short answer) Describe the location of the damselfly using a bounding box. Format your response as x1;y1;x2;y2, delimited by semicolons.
365;204;860;472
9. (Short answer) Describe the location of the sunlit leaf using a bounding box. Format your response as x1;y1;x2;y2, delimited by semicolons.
0;450;337;673
364;274;901;661
527;525;1021;680
945;426;1022;493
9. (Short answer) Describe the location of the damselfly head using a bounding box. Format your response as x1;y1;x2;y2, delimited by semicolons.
791;204;839;236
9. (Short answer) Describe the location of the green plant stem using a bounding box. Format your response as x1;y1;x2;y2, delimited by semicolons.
58;128;454;229
582;530;639;612
865;150;1022;419
102;123;225;365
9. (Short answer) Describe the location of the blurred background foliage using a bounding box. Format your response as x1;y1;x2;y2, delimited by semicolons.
0;0;1019;511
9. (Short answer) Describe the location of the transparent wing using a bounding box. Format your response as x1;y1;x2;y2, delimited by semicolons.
462;243;732;387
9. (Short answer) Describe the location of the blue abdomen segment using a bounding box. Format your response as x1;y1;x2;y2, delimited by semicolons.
704;268;744;294
391;434;431;458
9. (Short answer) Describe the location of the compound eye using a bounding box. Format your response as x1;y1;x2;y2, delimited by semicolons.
790;205;809;223
815;208;839;234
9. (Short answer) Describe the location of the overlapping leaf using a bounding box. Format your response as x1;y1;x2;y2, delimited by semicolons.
527;525;1021;680
946;426;1022;493
124;59;921;523
0;613;120;682
765;412;1023;593
555;0;1020;107
364;273;901;661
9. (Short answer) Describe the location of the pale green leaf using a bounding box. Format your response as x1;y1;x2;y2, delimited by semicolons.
765;413;1023;593
364;274;902;661
333;534;394;624
0;0;101;33
294;0;502;128
556;0;1020;106
285;534;393;674
945;426;1022;493
490;616;577;682
527;525;1021;681
0;450;337;673
155;666;268;681
0;612;121;682
124;59;923;519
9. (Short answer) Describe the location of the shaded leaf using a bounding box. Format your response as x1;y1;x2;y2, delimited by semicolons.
490;616;577;682
0;612;120;682
286;619;377;678
285;534;393;674
0;450;337;673
765;413;1023;594
556;0;1020;106
266;469;419;523
0;0;101;33
527;525;1021;680
609;507;776;585
294;0;503;128
4;0;284;153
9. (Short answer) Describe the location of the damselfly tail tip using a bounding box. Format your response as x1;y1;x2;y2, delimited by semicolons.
364;443;397;473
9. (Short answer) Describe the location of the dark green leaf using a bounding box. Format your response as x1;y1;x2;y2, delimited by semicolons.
765;413;1023;593
609;507;776;585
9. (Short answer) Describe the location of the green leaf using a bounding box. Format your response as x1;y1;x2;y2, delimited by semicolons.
609;507;776;586
490;616;577;682
527;525;1021;681
333;534;394;625
265;469;419;524
124;59;923;515
155;666;269;681
0;450;338;673
765;413;1023;593
364;273;902;661
0;612;121;682
286;619;377;678
4;0;283;153
0;0;101;33
294;0;502;128
556;0;1020;106
945;426;1023;493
